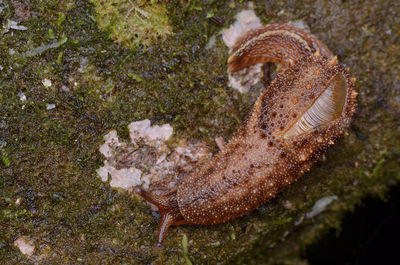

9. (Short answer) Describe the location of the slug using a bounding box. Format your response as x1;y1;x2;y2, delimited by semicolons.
135;24;357;248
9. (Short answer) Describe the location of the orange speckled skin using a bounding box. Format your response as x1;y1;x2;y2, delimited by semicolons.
136;24;357;247
178;56;356;224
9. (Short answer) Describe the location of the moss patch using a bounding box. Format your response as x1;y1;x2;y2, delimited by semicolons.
89;0;172;48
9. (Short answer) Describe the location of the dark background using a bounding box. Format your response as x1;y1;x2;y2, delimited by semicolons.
307;182;400;265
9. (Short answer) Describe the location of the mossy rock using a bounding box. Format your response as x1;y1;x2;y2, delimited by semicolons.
1;0;399;264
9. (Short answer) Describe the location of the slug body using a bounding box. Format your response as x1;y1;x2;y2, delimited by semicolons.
136;24;357;247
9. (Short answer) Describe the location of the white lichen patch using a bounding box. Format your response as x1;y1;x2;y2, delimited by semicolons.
98;130;123;159
221;8;263;94
128;119;172;142
97;162;143;189
46;103;55;110
306;195;338;218
97;128;147;189
14;236;35;256
97;119;211;193
2;19;28;34
221;9;261;50
228;63;264;93
42;78;52;88
205;34;217;50
18;92;27;102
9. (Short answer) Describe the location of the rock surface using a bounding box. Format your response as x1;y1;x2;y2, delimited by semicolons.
1;0;399;264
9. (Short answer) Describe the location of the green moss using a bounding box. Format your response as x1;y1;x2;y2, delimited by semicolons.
56;11;66;26
1;154;11;167
89;0;172;48
1;209;26;219
182;234;193;265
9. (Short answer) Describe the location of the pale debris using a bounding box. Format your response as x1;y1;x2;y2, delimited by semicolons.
228;63;263;93
128;119;173;142
46;103;56;110
215;136;225;151
77;57;89;73
99;130;123;159
14;236;35;256
221;9;261;50
221;8;263;94
61;85;70;92
144;140;211;191
97;163;143;189
0;1;4;14
97;129;145;189
294;215;304;226
205;34;217;50
24;37;68;57
42;78;52;88
2;19;28;34
15;197;22;206
18;92;27;102
97;119;211;192
306;195;338;218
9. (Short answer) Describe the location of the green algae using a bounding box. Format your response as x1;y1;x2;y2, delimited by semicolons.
1;0;400;264
182;234;193;265
1;153;10;167
89;0;172;48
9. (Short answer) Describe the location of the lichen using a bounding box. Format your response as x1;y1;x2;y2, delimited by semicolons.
89;0;172;48
14;236;35;257
97;119;212;193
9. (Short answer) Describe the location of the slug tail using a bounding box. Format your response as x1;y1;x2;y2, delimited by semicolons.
228;24;334;72
135;187;187;248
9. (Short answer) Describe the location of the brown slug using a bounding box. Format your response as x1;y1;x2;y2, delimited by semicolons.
135;23;357;248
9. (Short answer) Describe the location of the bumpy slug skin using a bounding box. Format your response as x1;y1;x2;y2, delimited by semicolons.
136;23;357;247
228;24;334;71
177;54;357;224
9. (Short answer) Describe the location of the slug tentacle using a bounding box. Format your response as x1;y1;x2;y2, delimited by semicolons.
135;188;188;248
